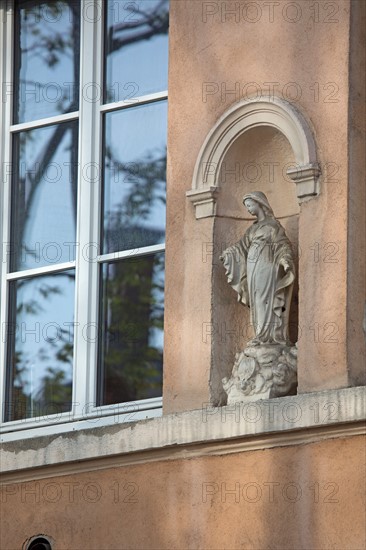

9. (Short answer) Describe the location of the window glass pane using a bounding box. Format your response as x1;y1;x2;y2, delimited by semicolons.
98;253;164;406
14;0;80;124
103;101;167;254
104;0;169;103
5;270;75;422
10;121;78;272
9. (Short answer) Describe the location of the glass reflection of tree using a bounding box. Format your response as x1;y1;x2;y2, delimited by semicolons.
11;1;169;416
14;123;78;269
106;0;169;51
104;147;166;251
8;273;74;421
101;253;165;405
17;0;169;247
17;1;80;118
101;149;166;405
16;0;169;259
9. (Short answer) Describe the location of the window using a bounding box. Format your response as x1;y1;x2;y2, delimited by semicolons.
0;0;169;433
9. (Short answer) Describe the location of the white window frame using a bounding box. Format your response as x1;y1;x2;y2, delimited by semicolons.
0;0;168;439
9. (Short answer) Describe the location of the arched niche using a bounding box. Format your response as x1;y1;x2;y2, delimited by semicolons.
186;96;320;405
212;126;300;404
187;96;320;218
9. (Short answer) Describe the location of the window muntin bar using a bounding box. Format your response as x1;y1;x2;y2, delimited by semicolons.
6;261;77;280
100;90;167;113
97;243;165;264
10;110;79;133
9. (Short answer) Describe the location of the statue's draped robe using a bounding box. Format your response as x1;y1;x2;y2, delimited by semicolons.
222;218;295;345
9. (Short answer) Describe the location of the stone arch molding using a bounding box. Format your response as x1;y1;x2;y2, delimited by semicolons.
187;96;320;218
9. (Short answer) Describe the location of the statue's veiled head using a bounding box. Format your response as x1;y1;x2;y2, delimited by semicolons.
243;191;274;219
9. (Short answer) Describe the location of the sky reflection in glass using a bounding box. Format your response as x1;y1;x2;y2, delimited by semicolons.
103;101;167;254
14;0;80;124
105;0;169;103
6;270;75;421
11;121;78;271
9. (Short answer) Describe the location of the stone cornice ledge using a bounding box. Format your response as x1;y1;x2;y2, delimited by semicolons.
1;387;365;481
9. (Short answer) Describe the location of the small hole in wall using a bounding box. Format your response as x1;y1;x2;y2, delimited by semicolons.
25;536;52;550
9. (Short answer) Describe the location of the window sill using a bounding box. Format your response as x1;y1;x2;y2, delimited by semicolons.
1;386;365;482
0;397;162;437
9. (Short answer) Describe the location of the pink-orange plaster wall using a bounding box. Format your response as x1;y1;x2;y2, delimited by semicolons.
2;436;365;550
164;0;365;413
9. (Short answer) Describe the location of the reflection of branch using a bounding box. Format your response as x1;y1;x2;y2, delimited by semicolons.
21;1;76;66
18;105;78;258
17;1;168;261
105;151;166;225
112;0;167;32
108;1;169;51
17;2;81;257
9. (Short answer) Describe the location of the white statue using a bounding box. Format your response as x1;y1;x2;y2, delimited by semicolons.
220;191;295;345
220;191;297;404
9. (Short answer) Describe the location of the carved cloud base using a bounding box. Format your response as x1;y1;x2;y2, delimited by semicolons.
222;344;298;405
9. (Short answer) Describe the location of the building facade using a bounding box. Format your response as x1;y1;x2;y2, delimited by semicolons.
1;1;365;549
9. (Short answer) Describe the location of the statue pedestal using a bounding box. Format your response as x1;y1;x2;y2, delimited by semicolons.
222;344;297;405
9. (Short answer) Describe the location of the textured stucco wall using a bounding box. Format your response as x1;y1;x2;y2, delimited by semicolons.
1;3;365;550
1;435;365;550
164;0;365;413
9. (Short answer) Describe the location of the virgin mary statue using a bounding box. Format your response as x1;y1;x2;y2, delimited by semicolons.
220;191;295;347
